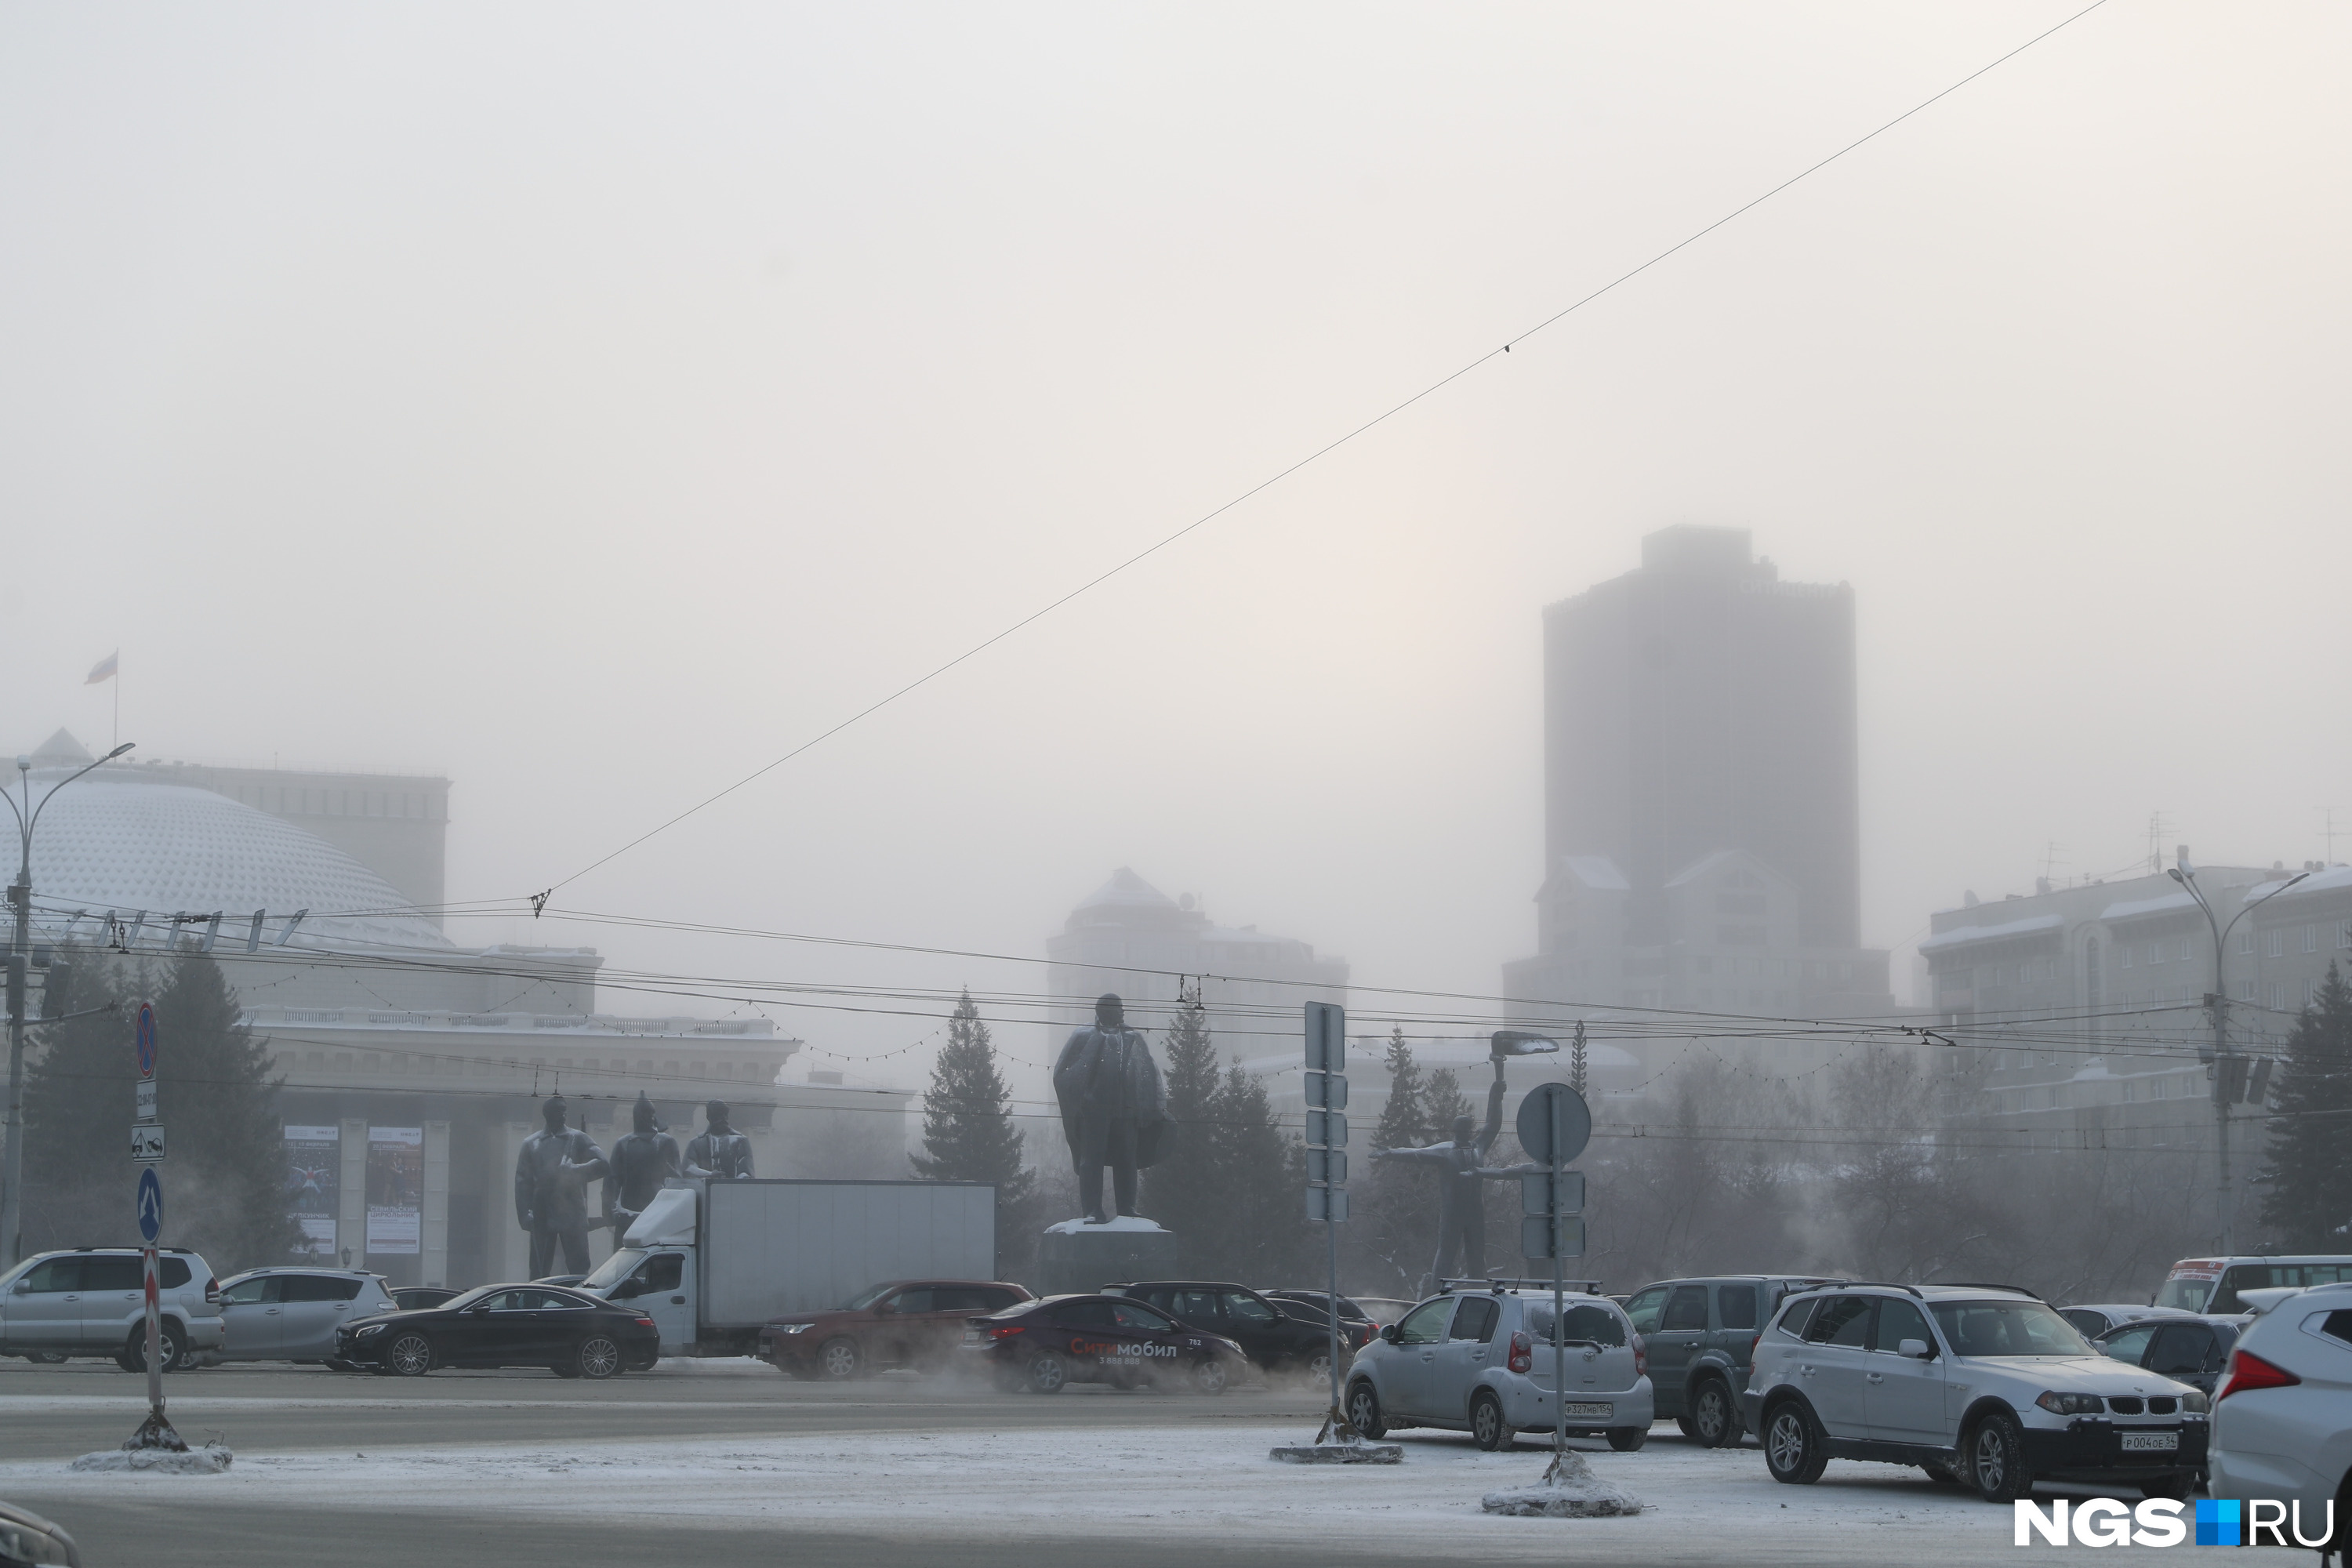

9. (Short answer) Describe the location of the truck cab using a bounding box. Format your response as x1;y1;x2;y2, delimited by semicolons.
580;1189;699;1354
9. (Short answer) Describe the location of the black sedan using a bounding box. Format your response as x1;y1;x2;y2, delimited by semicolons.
964;1294;1247;1395
335;1285;659;1379
1104;1281;1344;1380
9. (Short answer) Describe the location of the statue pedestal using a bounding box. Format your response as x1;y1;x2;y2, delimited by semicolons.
1036;1216;1178;1296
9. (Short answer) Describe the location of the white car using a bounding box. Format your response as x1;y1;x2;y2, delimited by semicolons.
0;1247;224;1372
1743;1283;2210;1502
2207;1281;2352;1541
215;1268;397;1363
1343;1283;1654;1451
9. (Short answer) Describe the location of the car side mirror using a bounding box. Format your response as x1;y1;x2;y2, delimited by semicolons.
874;1302;894;1316
10;1281;28;1295
610;1281;637;1301
1380;1323;1399;1344
1900;1338;1933;1359
466;1301;491;1314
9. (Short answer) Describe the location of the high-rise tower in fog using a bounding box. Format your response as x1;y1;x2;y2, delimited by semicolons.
1506;525;1891;1043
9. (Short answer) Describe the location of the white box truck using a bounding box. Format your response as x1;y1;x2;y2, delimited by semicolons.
578;1178;998;1357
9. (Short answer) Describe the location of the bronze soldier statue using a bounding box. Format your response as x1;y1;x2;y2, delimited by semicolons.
684;1100;754;1180
1052;993;1169;1224
514;1095;608;1277
605;1091;683;1233
1372;1063;1517;1293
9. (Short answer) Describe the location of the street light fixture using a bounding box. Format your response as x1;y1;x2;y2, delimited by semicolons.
1;742;135;1269
2168;849;2308;1256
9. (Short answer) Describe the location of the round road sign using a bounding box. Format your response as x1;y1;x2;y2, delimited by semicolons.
136;1167;163;1243
136;1003;158;1080
1515;1081;1592;1167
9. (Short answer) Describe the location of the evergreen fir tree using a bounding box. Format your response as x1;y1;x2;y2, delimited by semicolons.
2259;963;2352;1247
24;947;299;1271
1207;1056;1305;1282
1370;1025;1426;1152
910;991;1034;1207
1142;982;1222;1248
1423;1065;1472;1133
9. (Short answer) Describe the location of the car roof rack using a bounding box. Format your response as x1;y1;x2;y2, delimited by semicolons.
1922;1281;2042;1299
1820;1280;1926;1298
1440;1277;1604;1296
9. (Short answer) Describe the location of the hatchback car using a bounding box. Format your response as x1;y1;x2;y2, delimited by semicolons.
2092;1314;2245;1398
1623;1275;1831;1447
2207;1280;2352;1545
964;1293;1247;1394
1105;1281;1342;1381
2060;1302;2194;1340
0;1247;223;1373
1744;1283;2209;1502
216;1269;397;1363
1344;1283;1653;1451
335;1284;660;1378
758;1279;1034;1381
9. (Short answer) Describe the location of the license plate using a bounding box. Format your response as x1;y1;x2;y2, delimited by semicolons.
2119;1432;2178;1452
1563;1402;1612;1419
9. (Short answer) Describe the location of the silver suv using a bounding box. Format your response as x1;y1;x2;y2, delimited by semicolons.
1744;1283;2210;1502
1343;1282;1654;1451
0;1247;224;1372
216;1269;397;1363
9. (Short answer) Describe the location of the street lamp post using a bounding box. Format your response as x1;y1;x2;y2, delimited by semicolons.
1;742;135;1270
2169;849;2308;1257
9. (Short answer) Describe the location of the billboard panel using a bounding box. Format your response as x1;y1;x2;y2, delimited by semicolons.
365;1127;423;1256
284;1125;339;1257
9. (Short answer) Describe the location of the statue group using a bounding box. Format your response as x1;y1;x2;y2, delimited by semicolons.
514;1093;751;1273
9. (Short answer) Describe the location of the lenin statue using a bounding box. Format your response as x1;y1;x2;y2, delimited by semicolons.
605;1091;684;1232
1053;993;1170;1224
514;1095;608;1278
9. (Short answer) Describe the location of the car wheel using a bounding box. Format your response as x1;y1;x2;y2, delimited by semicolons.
2138;1472;2194;1502
1346;1379;1388;1440
818;1337;862;1381
1692;1378;1742;1447
122;1323;187;1374
1764;1402;1828;1485
386;1332;434;1377
1675;1414;1700;1440
1190;1357;1229;1396
1606;1426;1648;1452
1471;1389;1509;1451
575;1337;623;1381
1027;1350;1069;1394
1967;1411;2033;1504
1302;1350;1335;1387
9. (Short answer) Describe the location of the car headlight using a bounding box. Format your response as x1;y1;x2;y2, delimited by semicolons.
774;1323;812;1334
2181;1390;2210;1414
2035;1392;2105;1416
354;1323;389;1338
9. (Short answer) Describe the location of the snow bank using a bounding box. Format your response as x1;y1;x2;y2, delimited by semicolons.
1480;1448;1642;1516
70;1446;233;1475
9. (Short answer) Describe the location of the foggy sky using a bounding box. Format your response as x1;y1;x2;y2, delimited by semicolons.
3;3;2347;1083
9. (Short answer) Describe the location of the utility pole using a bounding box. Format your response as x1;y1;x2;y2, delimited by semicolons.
2;742;134;1269
2171;848;2307;1257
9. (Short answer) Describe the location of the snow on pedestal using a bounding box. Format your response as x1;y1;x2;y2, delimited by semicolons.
1479;1449;1644;1518
71;1446;234;1475
1039;1215;1167;1235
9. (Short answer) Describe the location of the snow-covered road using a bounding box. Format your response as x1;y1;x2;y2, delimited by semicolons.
8;1424;2252;1563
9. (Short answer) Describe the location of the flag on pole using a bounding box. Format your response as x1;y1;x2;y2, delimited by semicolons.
85;652;118;684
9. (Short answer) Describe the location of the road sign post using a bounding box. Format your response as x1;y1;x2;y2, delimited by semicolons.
1515;1080;1592;1486
125;1000;182;1453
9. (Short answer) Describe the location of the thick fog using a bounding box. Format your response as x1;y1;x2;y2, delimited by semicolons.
2;2;2347;1087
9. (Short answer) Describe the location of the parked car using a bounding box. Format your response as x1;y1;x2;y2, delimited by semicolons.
1621;1275;1831;1446
1259;1290;1376;1352
1344;1283;1653;1452
1105;1281;1345;1381
333;1284;660;1378
2060;1302;2194;1339
215;1269;397;1363
963;1293;1248;1395
391;1287;462;1313
2154;1255;2352;1315
1744;1282;2210;1503
0;1501;80;1566
0;1247;222;1373
2207;1279;2352;1547
2092;1314;2247;1398
757;1279;1034;1381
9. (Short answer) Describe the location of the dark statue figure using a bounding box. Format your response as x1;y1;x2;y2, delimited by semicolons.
514;1095;608;1278
1372;1061;1518;1293
1052;993;1169;1224
684;1100;754;1180
605;1091;684;1232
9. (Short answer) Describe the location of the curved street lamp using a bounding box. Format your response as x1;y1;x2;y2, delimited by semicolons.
2;742;136;1269
2169;851;2309;1256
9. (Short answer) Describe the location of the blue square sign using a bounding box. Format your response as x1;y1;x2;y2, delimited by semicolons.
136;1167;162;1243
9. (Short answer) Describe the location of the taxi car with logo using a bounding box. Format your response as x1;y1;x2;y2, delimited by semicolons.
962;1292;1250;1394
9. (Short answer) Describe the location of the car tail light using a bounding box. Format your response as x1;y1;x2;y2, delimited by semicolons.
1508;1331;1533;1374
2216;1349;2300;1402
988;1324;1025;1341
1748;1334;1761;1363
205;1277;220;1306
633;1316;657;1328
1632;1332;1646;1379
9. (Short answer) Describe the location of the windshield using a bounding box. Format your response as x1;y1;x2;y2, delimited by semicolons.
1931;1301;2094;1358
843;1283;896;1311
582;1248;646;1294
2154;1277;2212;1312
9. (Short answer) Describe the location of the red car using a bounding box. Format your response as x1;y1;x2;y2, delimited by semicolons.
758;1279;1033;1380
964;1293;1250;1395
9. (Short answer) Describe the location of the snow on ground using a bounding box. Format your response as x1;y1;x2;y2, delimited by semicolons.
1;1424;2250;1563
